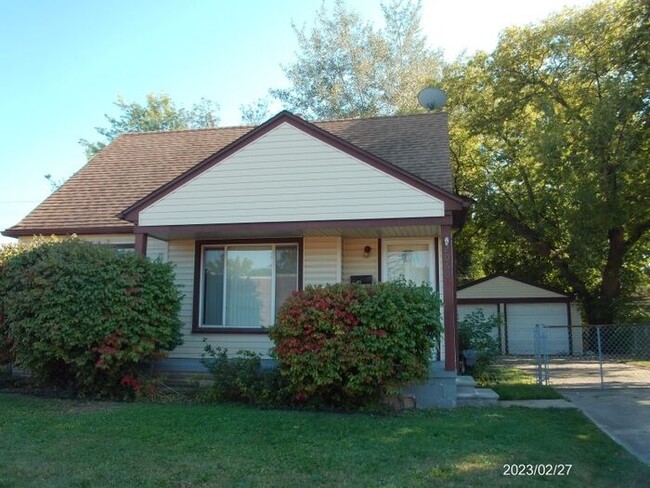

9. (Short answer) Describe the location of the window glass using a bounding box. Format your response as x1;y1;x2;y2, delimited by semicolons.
275;245;298;314
203;249;225;325
386;243;430;284
226;247;273;327
201;244;298;327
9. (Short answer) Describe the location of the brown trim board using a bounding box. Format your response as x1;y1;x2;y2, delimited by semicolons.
135;233;148;256
441;224;457;371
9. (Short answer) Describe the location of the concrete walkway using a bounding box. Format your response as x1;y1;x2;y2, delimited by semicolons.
500;399;576;409
561;388;650;466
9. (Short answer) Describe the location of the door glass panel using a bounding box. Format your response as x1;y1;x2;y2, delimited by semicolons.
386;243;430;284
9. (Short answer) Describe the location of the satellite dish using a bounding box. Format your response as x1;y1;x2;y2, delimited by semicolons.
417;87;447;112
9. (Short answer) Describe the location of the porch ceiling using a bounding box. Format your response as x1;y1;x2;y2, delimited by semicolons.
304;224;441;238
142;223;442;242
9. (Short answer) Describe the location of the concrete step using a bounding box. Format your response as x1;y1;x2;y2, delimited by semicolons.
456;375;476;395
456;375;476;387
457;388;500;407
456;376;476;396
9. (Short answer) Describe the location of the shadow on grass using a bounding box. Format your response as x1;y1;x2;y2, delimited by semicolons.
1;393;649;487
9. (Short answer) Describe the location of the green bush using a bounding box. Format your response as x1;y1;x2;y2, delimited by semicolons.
269;281;442;407
200;344;286;405
458;309;501;372
0;236;183;397
0;244;24;368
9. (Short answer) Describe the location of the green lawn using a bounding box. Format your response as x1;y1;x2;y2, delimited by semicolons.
475;363;563;401
1;393;648;487
626;360;650;369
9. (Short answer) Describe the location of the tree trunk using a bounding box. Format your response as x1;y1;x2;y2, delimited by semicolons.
582;295;616;326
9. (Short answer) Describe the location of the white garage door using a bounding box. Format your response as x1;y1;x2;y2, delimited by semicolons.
506;303;569;355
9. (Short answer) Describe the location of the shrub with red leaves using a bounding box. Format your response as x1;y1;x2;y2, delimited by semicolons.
270;281;441;407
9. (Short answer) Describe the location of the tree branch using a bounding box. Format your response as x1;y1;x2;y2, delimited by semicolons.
498;210;591;300
625;219;650;250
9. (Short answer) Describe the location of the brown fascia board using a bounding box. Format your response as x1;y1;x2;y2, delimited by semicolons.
2;225;133;238
119;110;468;224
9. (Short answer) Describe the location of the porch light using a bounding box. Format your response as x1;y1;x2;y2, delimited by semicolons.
363;245;372;258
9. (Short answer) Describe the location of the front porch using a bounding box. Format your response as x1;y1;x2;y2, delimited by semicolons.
136;217;459;375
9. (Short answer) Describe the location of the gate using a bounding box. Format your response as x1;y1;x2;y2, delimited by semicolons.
534;324;650;388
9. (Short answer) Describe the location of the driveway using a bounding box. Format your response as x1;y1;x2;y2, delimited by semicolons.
501;356;650;388
561;388;650;466
546;359;650;388
501;357;650;466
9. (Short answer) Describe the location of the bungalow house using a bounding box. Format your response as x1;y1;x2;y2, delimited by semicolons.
4;111;469;404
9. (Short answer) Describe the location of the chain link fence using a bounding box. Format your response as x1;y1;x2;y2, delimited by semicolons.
534;324;650;388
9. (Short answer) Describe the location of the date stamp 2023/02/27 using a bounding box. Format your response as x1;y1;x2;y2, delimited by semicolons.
503;464;573;476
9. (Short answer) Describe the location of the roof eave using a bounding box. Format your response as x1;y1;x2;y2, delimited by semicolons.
2;225;133;238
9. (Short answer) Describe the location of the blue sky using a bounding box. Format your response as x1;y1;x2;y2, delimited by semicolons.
0;0;594;243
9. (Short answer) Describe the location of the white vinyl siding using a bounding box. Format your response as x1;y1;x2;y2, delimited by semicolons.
146;237;168;261
457;276;565;300
139;122;445;226
303;237;341;286
78;234;135;246
342;238;378;284
570;303;584;354
17;234;169;260
458;304;502;351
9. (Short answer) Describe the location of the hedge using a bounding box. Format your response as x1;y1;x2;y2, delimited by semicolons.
0;236;183;397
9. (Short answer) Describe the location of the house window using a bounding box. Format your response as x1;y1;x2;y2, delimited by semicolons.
105;243;135;256
383;240;435;285
200;243;299;328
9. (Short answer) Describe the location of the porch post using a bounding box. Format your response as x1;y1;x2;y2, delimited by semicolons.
134;232;148;257
441;224;457;372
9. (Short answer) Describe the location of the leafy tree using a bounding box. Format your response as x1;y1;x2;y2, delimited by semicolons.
272;0;442;119
445;0;649;324
79;93;220;159
240;97;272;125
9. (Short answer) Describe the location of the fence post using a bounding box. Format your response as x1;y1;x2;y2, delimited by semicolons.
534;324;542;385
596;326;604;389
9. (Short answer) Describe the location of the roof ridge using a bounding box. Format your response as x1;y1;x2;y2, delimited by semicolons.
117;111;445;137
120;124;255;136
315;111;445;124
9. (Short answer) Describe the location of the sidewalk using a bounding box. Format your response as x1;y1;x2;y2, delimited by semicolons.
500;399;576;409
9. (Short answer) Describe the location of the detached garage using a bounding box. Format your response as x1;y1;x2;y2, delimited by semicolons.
457;275;583;355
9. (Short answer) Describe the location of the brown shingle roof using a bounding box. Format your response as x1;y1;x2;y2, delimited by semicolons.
4;112;453;236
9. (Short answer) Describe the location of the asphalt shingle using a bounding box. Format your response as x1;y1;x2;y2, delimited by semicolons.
4;112;452;235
